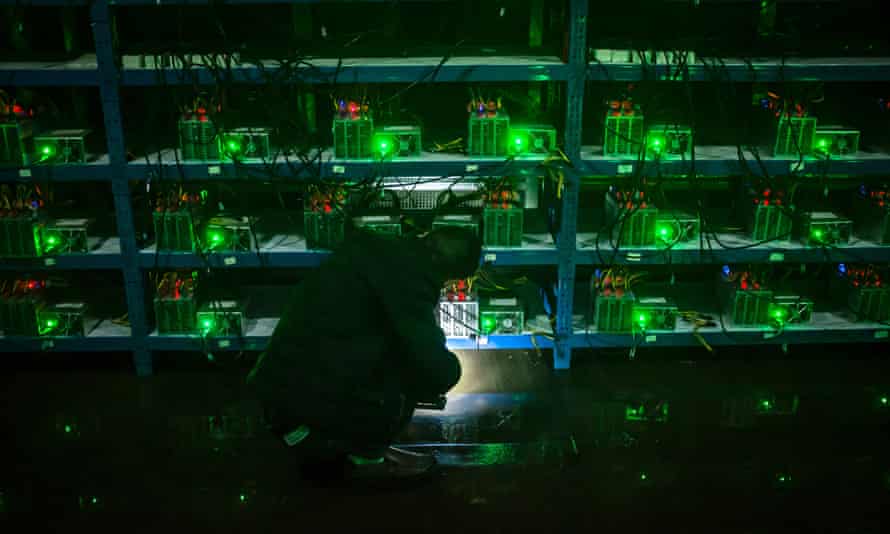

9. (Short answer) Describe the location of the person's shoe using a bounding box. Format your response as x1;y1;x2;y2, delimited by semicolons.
346;447;437;481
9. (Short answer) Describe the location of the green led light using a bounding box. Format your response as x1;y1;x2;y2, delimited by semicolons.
760;399;772;410
201;318;214;330
91;497;98;504
640;472;648;481
64;424;72;433
776;473;789;483
239;494;247;503
514;137;523;145
226;139;241;153
811;229;824;241
41;145;53;155
880;396;888;406
45;319;58;329
481;315;496;333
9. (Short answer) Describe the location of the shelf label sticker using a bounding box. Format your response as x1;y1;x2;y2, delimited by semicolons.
223;257;237;266
44;258;57;267
645;335;657;343
617;164;634;175
332;165;346;174
478;335;489;345
208;165;221;176
19;169;32;178
790;161;805;173
218;340;231;348
484;253;497;263
875;331;889;340
768;252;784;262
466;164;479;172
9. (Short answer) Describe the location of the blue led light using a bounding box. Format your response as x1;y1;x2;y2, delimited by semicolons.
595;269;602;280
722;265;731;277
838;263;847;274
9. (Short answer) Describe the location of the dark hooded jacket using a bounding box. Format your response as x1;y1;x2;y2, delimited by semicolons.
248;231;462;427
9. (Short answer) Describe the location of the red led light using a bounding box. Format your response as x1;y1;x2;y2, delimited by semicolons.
762;200;770;206
457;280;466;289
196;107;206;114
458;292;466;301
28;281;37;289
12;104;23;114
199;115;208;122
323;204;332;214
741;281;748;290
763;189;771;197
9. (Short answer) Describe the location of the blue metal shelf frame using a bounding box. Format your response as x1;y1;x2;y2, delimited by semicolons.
90;0;152;375
5;0;890;372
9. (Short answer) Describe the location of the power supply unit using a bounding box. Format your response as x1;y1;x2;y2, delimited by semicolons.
605;191;658;247
218;127;272;161
0;120;34;166
37;302;87;337
468;114;510;157
333;116;373;159
371;180;483;211
33;129;89;164
0;294;43;336
655;211;699;248
645;123;693;159
482;206;523;247
853;186;890;244
178;116;219;161
849;287;890;323
438;297;478;338
304;210;345;250
352;215;402;237
800;211;852;246
197;300;247;337
154;296;198;334
750;204;792;242
203;216;257;252
42;218;91;255
593;291;636;333
813;125;860;157
774;115;817;157
153;210;197;252
769;295;814;326
479;297;524;335
603;112;644;157
509;125;557;156
633;297;679;331
432;214;480;235
0;212;44;258
374;125;422;158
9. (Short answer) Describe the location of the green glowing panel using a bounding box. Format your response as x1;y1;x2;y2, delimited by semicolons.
154;296;198;334
468;114;510;157
36;302;87;337
813;125;859;157
333;116;374;159
196;301;246;337
33;129;88;164
153;210;197;252
479;297;523;335
0;120;35;166
0;294;43;336
375;125;422;158
633;299;678;331
304;210;345;250
483;206;523;247
604;113;644;157
774;115;816;157
800;212;852;247
849;286;890;323
509;125;557;156
179;118;219;161
594;293;635;333
646;124;692;159
218;127;272;161
0;214;43;258
352;215;402;238
751;204;792;242
730;290;774;326
604;193;658;247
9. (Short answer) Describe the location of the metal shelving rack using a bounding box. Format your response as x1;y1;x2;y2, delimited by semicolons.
2;0;890;372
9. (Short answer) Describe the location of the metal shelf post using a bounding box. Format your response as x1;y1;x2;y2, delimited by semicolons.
554;0;588;369
91;0;152;375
